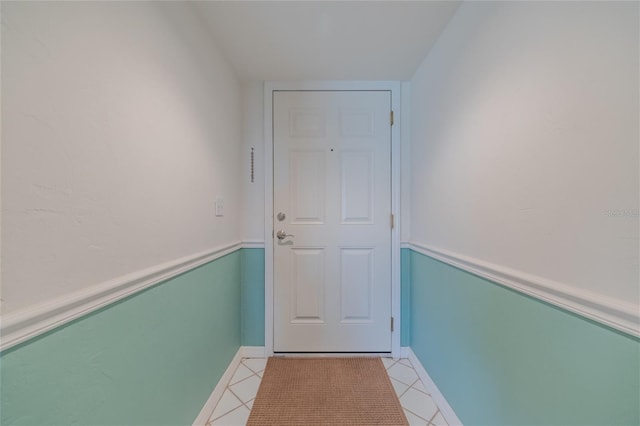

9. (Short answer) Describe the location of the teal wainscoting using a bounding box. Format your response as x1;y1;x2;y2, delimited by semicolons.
241;248;265;346
401;248;412;347
1;251;242;426
409;249;640;426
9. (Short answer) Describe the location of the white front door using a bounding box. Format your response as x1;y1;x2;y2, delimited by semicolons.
273;90;392;352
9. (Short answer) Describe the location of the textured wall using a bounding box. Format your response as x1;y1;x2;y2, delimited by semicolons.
1;1;243;314
410;1;639;308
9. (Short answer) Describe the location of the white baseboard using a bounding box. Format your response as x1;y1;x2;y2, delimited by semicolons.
192;348;244;426
400;346;410;358
242;346;266;358
407;348;463;426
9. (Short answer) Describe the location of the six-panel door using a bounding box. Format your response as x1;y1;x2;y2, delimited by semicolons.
273;91;392;352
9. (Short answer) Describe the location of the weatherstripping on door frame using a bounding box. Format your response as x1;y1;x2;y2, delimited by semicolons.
263;81;403;358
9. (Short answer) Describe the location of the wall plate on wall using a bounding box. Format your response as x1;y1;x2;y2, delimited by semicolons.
215;198;224;217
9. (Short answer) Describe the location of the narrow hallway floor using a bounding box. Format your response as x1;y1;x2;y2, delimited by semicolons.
205;357;449;426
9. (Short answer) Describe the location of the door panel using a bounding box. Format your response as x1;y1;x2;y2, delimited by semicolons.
341;151;374;224
340;247;374;322
290;247;325;323
273;90;391;352
290;150;325;224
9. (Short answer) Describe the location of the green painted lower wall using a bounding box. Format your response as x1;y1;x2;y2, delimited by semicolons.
409;249;640;425
0;251;242;426
401;248;411;346
241;248;265;346
10;246;633;426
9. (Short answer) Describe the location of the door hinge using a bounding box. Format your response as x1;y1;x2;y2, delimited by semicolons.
390;110;394;126
391;317;395;332
390;214;395;229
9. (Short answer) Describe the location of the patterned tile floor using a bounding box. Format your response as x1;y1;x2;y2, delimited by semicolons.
206;357;449;426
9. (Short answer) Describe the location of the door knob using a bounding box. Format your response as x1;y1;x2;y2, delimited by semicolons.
276;230;294;240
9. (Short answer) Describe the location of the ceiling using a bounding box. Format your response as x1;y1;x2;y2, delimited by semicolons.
192;1;461;81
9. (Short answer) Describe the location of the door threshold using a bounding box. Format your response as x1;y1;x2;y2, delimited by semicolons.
272;352;392;357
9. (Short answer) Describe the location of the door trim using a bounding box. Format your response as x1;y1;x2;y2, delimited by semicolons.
264;81;402;358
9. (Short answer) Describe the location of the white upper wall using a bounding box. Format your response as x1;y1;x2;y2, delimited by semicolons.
240;81;265;243
1;2;243;314
410;2;639;306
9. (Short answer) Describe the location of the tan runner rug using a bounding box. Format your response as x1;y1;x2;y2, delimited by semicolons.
246;357;409;426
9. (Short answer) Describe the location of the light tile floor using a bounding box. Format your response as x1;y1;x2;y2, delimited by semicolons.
206;357;449;426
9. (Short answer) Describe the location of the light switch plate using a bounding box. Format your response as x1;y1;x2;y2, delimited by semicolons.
215;198;224;217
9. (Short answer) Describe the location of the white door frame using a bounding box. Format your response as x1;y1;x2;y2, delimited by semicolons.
264;81;402;358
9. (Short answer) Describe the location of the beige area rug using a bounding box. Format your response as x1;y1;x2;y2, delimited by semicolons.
246;357;409;426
